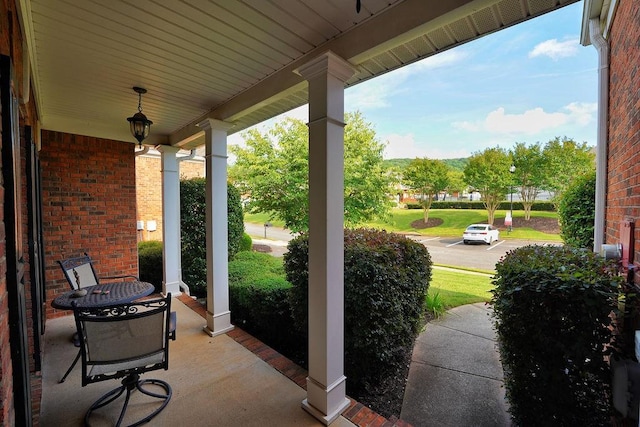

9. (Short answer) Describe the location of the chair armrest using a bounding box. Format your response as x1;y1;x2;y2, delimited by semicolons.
169;311;177;341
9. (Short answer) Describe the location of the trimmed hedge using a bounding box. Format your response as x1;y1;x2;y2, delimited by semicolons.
138;240;163;293
285;228;432;398
492;245;621;426
180;178;244;297
405;201;555;211
239;232;253;252
558;171;596;249
228;251;301;354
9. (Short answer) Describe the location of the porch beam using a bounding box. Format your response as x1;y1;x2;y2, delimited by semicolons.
157;145;183;296
200;118;235;337
296;51;356;425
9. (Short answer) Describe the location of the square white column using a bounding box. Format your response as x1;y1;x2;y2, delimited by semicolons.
296;51;356;425
157;145;183;296
199;118;235;337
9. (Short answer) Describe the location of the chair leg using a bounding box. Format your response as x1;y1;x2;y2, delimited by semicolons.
84;374;172;427
59;349;81;383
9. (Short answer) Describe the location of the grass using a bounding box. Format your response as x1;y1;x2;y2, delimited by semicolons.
429;266;494;309
246;208;561;242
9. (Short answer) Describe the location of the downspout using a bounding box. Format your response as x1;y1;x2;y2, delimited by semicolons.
173;148;197;296
134;145;150;156
589;17;608;253
177;149;197;162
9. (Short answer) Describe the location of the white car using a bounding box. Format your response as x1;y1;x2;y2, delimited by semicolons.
463;224;499;245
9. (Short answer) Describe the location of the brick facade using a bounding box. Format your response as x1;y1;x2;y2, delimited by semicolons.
135;151;205;241
606;0;640;281
40;131;139;319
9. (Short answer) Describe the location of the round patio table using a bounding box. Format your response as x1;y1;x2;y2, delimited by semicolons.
52;281;155;310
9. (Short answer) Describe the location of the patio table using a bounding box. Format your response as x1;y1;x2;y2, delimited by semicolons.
52;280;155;310
51;281;155;383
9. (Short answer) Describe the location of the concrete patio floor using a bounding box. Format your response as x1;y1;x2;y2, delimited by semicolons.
39;295;362;427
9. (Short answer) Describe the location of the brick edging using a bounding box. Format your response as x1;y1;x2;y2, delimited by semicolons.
176;294;412;427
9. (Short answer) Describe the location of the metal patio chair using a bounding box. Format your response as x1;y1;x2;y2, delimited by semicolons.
73;294;173;427
58;252;138;290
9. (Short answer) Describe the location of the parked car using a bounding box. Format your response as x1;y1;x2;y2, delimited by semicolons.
463;224;499;245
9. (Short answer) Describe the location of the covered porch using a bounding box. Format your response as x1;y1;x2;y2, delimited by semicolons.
40;295;367;426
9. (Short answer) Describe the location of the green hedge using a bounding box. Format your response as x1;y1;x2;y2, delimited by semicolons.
239;232;253;252
285;228;432;398
138;240;163;293
405;201;555;211
492;245;621;426
180;178;244;297
228;252;302;355
558;171;596;249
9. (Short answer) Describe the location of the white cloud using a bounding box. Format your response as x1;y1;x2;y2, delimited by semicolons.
453;103;596;136
382;133;469;159
347;50;468;110
528;38;579;60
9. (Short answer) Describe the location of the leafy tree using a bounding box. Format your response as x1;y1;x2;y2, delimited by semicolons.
403;158;449;223
229;111;391;233
446;170;466;199
541;136;595;206
463;147;512;225
558;170;596;249
510;142;546;220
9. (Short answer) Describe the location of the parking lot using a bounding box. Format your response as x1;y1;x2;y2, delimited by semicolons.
247;222;561;272
405;235;561;271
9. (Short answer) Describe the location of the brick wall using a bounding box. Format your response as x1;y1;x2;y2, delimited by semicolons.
40;131;139;318
135;151;205;241
606;0;640;282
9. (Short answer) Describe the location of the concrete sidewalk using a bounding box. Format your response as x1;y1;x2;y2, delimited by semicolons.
401;303;511;427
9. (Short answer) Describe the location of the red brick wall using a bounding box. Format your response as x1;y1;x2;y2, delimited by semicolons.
40;131;139;318
135;152;204;241
606;0;640;282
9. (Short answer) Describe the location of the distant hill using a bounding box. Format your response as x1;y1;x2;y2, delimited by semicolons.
383;158;469;172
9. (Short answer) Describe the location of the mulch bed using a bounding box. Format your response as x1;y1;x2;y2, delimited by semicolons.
410;215;560;235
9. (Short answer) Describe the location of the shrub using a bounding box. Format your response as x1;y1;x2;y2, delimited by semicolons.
239;232;252;252
558;170;596;249
406;201;555;211
285;228;432;398
228;252;301;354
180;178;244;297
138;240;163;293
492;245;622;426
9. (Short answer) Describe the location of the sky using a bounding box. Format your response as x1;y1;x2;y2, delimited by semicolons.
228;1;597;160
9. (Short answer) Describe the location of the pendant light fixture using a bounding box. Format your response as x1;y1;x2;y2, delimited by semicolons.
127;86;153;147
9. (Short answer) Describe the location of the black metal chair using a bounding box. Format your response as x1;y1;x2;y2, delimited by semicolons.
73;294;173;427
58;253;139;290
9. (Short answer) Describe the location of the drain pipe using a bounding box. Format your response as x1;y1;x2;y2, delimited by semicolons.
589;17;609;254
175;148;197;296
134;145;150;156
177;149;197;162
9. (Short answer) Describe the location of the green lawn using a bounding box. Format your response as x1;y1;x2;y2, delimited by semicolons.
246;208;561;241
430;267;494;308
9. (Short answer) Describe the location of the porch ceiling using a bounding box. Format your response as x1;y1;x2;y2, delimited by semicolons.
18;0;577;149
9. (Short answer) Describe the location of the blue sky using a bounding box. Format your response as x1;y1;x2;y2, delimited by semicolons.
229;1;597;160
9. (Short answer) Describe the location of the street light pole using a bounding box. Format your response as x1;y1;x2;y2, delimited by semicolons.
509;164;515;232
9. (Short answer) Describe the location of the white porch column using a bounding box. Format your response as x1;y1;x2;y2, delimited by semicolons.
199;118;235;337
157;145;183;295
296;51;356;425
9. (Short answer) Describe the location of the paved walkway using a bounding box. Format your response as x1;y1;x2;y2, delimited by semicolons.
401;303;511;427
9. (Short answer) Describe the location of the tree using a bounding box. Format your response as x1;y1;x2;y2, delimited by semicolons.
229;111;391;233
463;147;512;225
446;170;466;200
510;142;546;220
403;158;449;223
541;136;595;206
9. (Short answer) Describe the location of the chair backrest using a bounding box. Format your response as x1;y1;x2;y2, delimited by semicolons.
73;294;172;387
58;253;99;289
